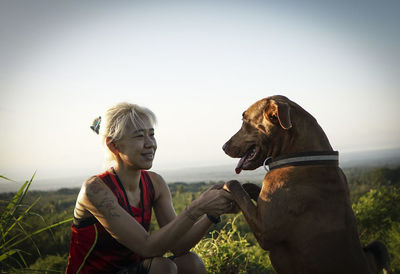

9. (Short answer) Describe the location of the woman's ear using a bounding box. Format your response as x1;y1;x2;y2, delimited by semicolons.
106;137;119;154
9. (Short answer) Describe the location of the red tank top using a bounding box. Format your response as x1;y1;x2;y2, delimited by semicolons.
66;169;155;274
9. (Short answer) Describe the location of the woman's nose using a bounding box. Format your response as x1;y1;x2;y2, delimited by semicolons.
144;135;156;147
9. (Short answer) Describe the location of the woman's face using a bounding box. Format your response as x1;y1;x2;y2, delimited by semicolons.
115;115;157;170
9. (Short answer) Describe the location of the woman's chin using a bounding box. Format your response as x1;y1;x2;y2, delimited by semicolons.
141;161;153;170
128;161;153;170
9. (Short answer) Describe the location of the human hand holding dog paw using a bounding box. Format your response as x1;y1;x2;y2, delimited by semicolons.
189;185;235;218
205;184;240;214
222;180;242;214
223;200;241;214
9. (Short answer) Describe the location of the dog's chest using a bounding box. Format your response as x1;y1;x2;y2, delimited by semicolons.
261;170;344;212
262;170;291;195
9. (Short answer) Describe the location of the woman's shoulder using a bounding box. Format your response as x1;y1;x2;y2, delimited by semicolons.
81;175;111;200
145;170;166;185
145;171;170;199
74;176;109;218
83;175;103;188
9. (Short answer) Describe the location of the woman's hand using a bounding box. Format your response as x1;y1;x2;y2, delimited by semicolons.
189;184;239;217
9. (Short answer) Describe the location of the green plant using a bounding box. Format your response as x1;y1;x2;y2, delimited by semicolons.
28;254;68;273
353;187;400;239
353;186;400;272
192;215;275;274
0;174;73;271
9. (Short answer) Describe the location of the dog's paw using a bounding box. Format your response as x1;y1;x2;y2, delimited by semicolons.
223;180;242;193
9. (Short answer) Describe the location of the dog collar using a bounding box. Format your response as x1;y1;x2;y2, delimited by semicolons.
263;151;339;172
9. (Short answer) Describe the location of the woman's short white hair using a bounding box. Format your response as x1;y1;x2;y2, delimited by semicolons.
99;102;157;164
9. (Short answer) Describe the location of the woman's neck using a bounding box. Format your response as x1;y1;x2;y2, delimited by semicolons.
113;164;141;192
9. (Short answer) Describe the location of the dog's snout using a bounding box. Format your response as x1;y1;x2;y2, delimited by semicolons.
222;143;228;151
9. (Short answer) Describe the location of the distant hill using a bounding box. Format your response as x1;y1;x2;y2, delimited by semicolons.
339;148;400;167
160;148;400;184
1;148;399;193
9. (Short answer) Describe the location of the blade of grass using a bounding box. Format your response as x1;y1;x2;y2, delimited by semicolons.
3;217;73;251
0;249;18;262
17;249;29;268
17;220;42;258
1;172;36;239
29;212;56;241
0;180;29;240
19;172;36;207
1;180;29;220
0;175;16;182
2;197;41;240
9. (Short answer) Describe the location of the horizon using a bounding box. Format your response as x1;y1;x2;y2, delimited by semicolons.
1;1;400;182
1;147;399;193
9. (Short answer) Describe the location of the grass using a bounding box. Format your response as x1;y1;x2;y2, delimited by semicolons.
0;173;73;272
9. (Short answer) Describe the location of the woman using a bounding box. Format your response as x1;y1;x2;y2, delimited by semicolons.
66;102;235;274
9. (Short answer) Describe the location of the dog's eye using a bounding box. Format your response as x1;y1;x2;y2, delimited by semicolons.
269;115;277;122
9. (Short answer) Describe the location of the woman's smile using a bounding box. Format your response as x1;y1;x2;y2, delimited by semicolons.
141;152;155;160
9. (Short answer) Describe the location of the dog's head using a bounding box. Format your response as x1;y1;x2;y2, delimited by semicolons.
223;95;294;174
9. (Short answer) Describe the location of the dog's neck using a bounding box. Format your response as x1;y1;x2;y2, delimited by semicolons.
280;113;333;156
264;151;339;172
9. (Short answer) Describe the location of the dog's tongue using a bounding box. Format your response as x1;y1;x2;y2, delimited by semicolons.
235;146;258;174
235;155;247;174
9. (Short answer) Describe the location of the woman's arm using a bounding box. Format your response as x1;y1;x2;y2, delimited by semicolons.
80;176;232;258
80;177;202;258
150;173;230;255
170;215;216;255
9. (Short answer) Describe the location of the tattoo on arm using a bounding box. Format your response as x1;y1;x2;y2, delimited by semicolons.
86;180;121;218
98;198;121;218
86;181;103;196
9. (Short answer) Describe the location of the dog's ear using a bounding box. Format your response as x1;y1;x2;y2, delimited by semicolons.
265;100;292;130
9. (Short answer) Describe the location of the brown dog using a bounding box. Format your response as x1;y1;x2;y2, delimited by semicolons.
222;95;390;274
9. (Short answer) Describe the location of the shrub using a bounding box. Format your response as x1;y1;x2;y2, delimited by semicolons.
353;186;400;272
192;216;275;274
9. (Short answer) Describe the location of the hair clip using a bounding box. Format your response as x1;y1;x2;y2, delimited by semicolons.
90;116;101;135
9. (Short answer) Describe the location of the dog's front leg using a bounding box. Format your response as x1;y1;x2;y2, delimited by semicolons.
224;180;265;242
242;183;261;201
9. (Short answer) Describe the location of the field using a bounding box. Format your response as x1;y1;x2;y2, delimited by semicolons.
1;166;399;273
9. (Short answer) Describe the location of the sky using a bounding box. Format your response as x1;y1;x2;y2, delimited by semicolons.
0;0;399;181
